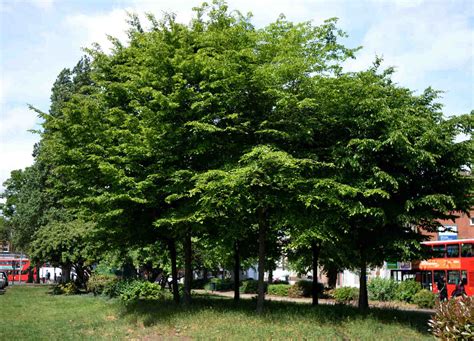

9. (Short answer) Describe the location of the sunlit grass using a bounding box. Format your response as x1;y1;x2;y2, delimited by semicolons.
0;286;434;340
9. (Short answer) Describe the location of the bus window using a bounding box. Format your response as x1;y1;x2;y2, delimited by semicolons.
434;270;446;285
446;244;459;258
433;245;446;258
461;270;468;284
421;271;432;290
461;243;474;257
447;270;460;285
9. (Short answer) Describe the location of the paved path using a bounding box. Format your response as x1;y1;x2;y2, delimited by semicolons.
193;289;436;314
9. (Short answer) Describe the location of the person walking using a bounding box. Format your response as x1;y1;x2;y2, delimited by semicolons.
46;271;51;284
437;275;448;301
451;278;467;299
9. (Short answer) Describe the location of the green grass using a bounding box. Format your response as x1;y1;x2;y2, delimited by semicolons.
0;286;434;340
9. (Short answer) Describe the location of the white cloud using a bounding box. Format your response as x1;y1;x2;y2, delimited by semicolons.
30;0;54;10
344;1;473;92
0;105;39;137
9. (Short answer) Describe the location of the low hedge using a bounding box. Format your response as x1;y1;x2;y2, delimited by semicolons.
87;274;119;296
268;284;291;296
288;281;324;298
240;279;267;294
204;278;234;291
332;287;359;304
395;279;422;303
413;289;436;309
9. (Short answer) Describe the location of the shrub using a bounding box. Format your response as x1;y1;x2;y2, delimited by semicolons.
268;284;291;296
52;282;79;295
272;279;289;285
240;279;267;294
86;274;119;296
429;296;474;340
367;277;398;301
413;289;436;309
333;287;359;304
395;279;422;303
204;278;234;291
117;280;171;302
287;281;324;298
191;278;210;289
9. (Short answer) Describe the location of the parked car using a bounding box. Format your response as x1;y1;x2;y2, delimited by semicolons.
0;271;8;289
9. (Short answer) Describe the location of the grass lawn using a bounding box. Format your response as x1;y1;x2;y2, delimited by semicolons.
0;286;434;340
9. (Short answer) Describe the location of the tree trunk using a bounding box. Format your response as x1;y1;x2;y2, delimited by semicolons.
168;239;180;304
311;240;320;306
268;267;273;284
35;263;41;284
27;266;34;283
62;264;71;282
327;265;338;289
183;232;192;306
203;267;208;282
358;249;369;311
233;241;240;302
256;207;267;314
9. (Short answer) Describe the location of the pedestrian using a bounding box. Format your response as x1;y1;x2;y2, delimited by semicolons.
437;275;447;301
451;278;467;299
46;271;51;283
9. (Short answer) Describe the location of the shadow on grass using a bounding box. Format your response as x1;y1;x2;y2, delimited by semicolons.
118;293;433;335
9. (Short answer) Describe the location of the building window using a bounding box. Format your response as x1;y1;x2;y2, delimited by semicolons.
470;218;474;226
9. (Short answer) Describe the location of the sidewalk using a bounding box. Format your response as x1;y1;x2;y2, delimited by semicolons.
193;289;436;314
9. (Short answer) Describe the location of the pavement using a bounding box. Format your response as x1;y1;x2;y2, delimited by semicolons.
193;289;436;314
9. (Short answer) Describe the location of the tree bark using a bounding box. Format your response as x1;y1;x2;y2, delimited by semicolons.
183;232;193;306
168;239;180;304
256;207;267;314
268;267;273;284
311;240;320;306
35;263;41;284
233;241;240;302
62;264;71;282
358;249;369;311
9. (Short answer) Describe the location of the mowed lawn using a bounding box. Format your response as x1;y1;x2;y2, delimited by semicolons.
0;286;434;340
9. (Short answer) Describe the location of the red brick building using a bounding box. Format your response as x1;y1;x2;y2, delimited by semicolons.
426;210;474;241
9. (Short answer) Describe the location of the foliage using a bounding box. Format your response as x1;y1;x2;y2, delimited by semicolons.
240;279;267;294
204;278;234;291
367;277;398;301
268;284;291;296
191;278;210;289
287;280;321;298
428;296;474;340
333;287;359;304
115;280;171;302
395;280;422;303
86;274;119;296
413;289;436;309
52;282;79;295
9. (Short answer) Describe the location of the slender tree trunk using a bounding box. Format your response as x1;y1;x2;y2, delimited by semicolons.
327;266;338;289
358;249;369;311
268;267;273;284
256;207;267;314
183;232;192;306
168;239;180;304
27;266;33;283
35;263;40;284
311;240;320;306
233;241;240;302
203;267;208;282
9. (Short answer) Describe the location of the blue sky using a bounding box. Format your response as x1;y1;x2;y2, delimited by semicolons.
0;0;473;190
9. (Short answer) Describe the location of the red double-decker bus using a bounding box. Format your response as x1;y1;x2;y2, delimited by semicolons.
412;239;474;297
0;253;34;283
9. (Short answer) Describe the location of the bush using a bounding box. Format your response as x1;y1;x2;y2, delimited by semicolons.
268;284;291;296
287;280;324;298
204;278;234;291
191;278;210;289
395;279;422;303
52;282;79;295
333;287;359;304
413;289;436;309
368;277;398;301
86;274;119;296
117;280;171;302
429;296;474;340
240;279;267;294
272;279;289;285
